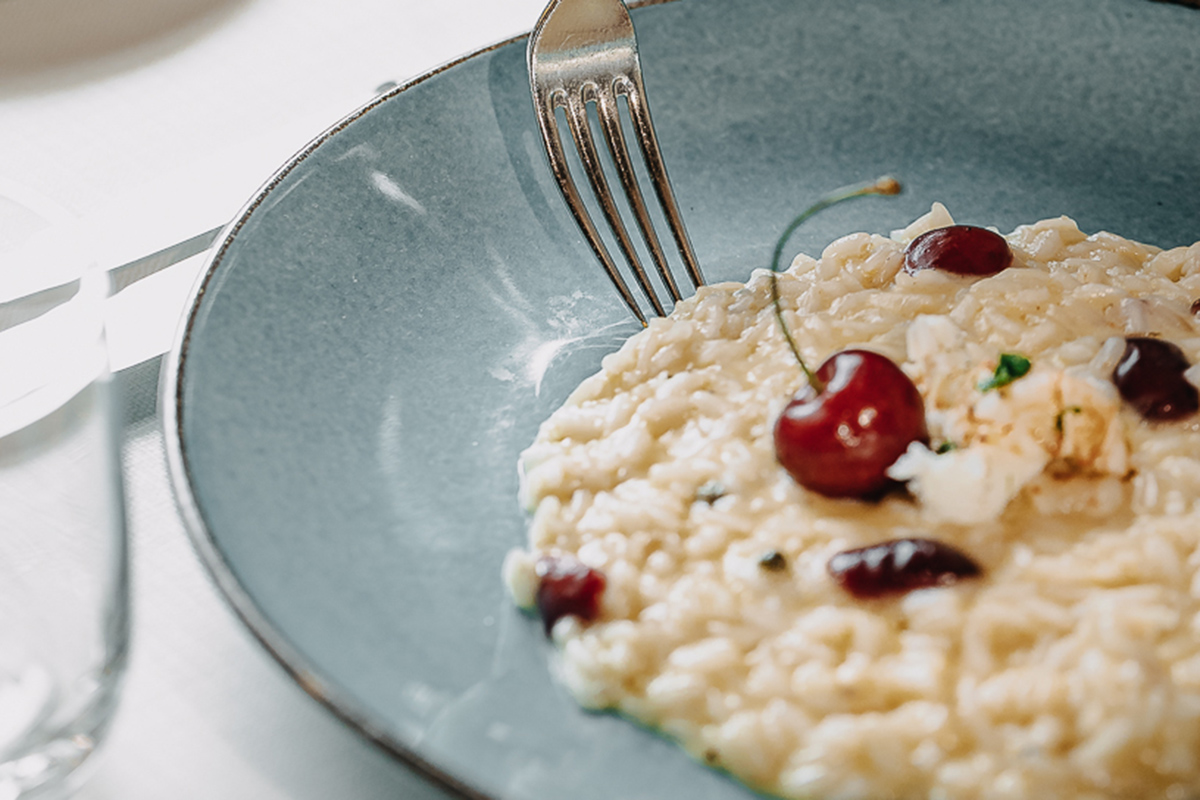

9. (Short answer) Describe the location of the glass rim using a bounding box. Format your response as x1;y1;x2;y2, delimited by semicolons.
0;176;92;306
0;269;110;439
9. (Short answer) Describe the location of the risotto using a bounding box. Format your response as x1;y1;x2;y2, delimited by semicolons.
503;204;1200;800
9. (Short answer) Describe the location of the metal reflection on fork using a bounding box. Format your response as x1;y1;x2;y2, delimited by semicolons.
528;0;705;325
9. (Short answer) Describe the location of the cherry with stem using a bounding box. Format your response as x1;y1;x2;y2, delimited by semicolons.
770;177;930;499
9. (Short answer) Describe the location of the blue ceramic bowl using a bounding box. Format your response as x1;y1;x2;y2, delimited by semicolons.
164;0;1200;797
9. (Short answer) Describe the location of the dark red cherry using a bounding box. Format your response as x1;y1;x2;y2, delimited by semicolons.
534;555;606;635
1112;337;1199;422
904;225;1013;277
828;538;981;599
774;350;929;498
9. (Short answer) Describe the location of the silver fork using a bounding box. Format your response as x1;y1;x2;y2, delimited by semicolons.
528;0;704;325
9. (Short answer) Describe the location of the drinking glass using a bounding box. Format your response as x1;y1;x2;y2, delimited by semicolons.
0;189;129;799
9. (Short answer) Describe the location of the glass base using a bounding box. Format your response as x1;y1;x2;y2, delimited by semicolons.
0;738;96;800
0;371;129;800
0;666;123;800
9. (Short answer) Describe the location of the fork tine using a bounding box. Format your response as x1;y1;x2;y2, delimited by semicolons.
561;91;667;317
595;84;684;304
622;74;705;291
528;0;703;323
531;88;649;325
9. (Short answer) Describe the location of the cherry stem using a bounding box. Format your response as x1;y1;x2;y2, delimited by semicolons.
770;176;902;392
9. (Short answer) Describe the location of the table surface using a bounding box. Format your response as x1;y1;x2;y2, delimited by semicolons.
0;0;545;796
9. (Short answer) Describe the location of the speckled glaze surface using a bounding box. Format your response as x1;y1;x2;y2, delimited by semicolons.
163;0;1200;797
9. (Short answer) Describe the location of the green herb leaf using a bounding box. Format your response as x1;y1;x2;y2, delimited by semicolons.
758;550;788;572
1055;405;1084;433
978;353;1032;392
935;441;958;454
694;481;727;504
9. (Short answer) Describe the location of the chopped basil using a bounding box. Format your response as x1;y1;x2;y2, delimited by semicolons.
978;353;1032;392
694;481;727;504
935;441;958;454
1055;405;1084;433
759;550;788;572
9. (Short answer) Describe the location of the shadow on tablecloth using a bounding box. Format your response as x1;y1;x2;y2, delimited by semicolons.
0;0;250;95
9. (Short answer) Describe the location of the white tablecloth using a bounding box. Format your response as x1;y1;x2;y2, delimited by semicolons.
0;0;546;796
